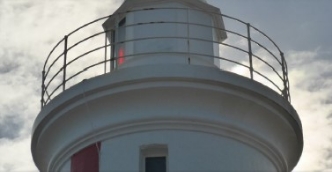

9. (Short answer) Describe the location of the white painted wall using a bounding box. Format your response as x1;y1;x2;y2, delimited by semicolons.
100;130;277;171
60;159;70;172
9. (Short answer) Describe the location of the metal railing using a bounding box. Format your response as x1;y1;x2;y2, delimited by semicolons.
40;8;290;108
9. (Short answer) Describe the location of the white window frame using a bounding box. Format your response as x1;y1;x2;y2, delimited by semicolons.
139;144;168;172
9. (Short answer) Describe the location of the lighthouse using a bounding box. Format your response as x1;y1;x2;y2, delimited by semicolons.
31;0;303;171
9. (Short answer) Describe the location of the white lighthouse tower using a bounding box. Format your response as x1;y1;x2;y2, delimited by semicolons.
31;0;303;171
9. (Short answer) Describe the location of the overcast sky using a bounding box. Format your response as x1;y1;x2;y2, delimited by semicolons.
0;0;331;171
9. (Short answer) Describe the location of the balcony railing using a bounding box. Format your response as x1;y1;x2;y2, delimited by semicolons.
41;8;290;108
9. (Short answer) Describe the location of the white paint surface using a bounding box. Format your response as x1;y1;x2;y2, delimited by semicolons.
100;130;277;171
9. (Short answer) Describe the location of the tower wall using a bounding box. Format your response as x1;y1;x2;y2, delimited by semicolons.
59;131;277;171
32;65;302;171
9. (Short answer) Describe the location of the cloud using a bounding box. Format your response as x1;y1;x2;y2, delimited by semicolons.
0;137;38;172
0;50;21;74
0;48;40;140
288;48;332;171
0;115;24;140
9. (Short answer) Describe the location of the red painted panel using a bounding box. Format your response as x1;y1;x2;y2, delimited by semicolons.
71;142;100;172
118;47;125;65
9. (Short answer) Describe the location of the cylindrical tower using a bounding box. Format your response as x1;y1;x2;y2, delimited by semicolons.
31;0;303;171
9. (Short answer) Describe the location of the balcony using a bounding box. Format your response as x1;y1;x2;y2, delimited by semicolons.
40;8;290;108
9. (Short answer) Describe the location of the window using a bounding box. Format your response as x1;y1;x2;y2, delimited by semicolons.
111;17;126;69
140;144;168;172
146;157;166;172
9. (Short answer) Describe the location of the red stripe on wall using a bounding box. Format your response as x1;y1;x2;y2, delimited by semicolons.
71;142;100;172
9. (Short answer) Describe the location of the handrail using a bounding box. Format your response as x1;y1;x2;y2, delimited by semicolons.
250;25;282;53
41;8;291;108
251;53;283;81
250;38;282;65
43;38;65;71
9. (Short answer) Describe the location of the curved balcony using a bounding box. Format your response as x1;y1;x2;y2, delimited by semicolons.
40;8;290;108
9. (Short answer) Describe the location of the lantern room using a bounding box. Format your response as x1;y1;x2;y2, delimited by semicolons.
102;0;227;69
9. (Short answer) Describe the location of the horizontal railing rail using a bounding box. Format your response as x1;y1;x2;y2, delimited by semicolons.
41;7;291;108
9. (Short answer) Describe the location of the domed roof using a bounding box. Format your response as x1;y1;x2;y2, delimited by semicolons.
105;0;227;42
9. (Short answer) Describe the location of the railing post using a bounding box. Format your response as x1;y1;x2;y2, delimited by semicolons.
110;30;115;72
63;35;68;91
41;70;45;109
247;23;254;80
187;8;191;64
281;52;289;100
104;32;108;74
